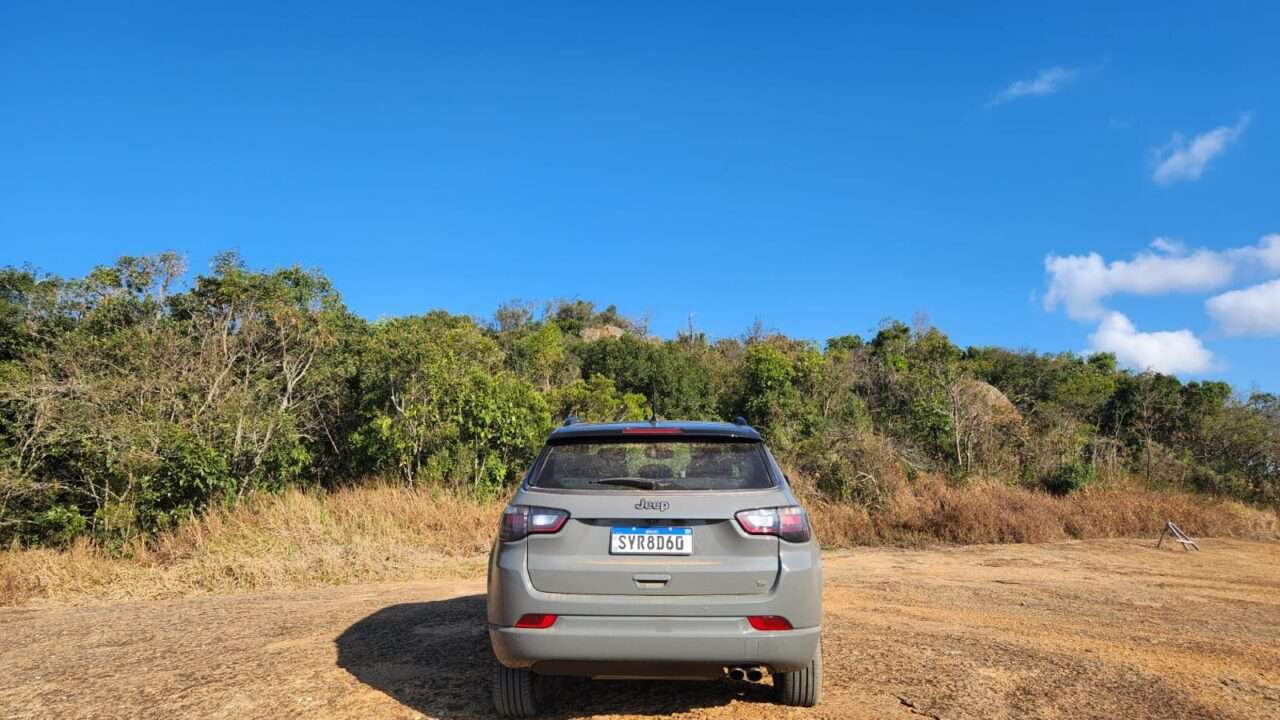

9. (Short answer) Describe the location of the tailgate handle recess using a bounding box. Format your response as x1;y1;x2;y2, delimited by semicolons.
633;573;671;587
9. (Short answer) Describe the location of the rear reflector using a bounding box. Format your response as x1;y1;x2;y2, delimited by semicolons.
514;613;558;629
747;615;793;631
621;427;683;435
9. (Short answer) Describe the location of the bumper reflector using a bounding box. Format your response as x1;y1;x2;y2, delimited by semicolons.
514;613;558;629
747;615;793;631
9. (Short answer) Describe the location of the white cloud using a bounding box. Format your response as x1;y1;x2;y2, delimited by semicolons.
990;67;1077;106
1044;247;1234;320
1088;312;1213;374
1149;237;1185;255
1206;279;1280;336
1043;233;1280;377
1152;115;1250;185
1231;233;1280;273
1043;234;1280;320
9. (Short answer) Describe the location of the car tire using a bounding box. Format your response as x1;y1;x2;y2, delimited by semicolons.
775;640;822;707
493;663;539;717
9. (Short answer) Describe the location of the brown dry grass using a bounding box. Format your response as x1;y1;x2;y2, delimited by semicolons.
0;485;503;607
2;477;1276;608
806;475;1279;547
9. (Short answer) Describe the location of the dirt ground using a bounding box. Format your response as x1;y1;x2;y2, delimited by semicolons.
2;539;1278;720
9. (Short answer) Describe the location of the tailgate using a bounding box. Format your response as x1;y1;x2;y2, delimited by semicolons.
522;489;783;596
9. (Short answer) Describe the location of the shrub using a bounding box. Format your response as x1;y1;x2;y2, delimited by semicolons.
31;504;88;546
1041;462;1096;496
1188;467;1253;500
135;429;234;533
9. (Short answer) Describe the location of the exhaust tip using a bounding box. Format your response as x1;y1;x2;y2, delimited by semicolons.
746;669;764;682
728;668;746;681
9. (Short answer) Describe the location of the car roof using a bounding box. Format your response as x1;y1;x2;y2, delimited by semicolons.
547;420;762;443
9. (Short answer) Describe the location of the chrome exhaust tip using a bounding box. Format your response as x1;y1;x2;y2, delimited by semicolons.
727;666;767;683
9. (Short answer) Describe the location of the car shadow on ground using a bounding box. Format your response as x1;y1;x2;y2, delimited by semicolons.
335;594;776;718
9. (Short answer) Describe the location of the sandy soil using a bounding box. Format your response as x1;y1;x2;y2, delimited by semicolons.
2;539;1278;719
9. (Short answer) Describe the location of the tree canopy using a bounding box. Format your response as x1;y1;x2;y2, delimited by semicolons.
1;254;1276;545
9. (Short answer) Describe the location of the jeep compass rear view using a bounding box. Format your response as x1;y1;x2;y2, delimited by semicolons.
486;420;822;716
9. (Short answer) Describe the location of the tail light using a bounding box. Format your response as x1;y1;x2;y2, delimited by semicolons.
500;505;569;541
514;613;558;629
747;615;794;631
735;506;811;543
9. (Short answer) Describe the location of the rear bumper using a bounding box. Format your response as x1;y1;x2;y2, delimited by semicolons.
485;538;822;675
490;616;820;674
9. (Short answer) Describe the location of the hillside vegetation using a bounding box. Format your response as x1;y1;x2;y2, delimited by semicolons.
1;253;1278;553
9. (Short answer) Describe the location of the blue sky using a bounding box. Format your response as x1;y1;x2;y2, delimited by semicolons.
3;2;1278;391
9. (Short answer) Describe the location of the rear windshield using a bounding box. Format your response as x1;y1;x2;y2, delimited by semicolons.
532;440;774;491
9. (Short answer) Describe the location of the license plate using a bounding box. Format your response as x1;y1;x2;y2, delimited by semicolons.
610;527;693;555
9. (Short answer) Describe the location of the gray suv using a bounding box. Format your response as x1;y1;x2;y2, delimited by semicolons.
486;419;822;716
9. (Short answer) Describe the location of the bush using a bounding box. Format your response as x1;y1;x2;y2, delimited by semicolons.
793;432;903;510
1188;467;1253;500
1041;462;1097;496
135;429;234;533
31;504;88;546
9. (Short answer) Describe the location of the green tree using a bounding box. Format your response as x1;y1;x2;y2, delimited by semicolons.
512;321;568;391
547;375;647;424
351;313;501;483
458;371;550;491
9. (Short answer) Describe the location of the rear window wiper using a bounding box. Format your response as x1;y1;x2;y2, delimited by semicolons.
590;477;659;489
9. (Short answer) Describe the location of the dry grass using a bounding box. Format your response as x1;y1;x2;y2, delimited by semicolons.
805;475;1280;547
0;485;503;607
2;478;1276;607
